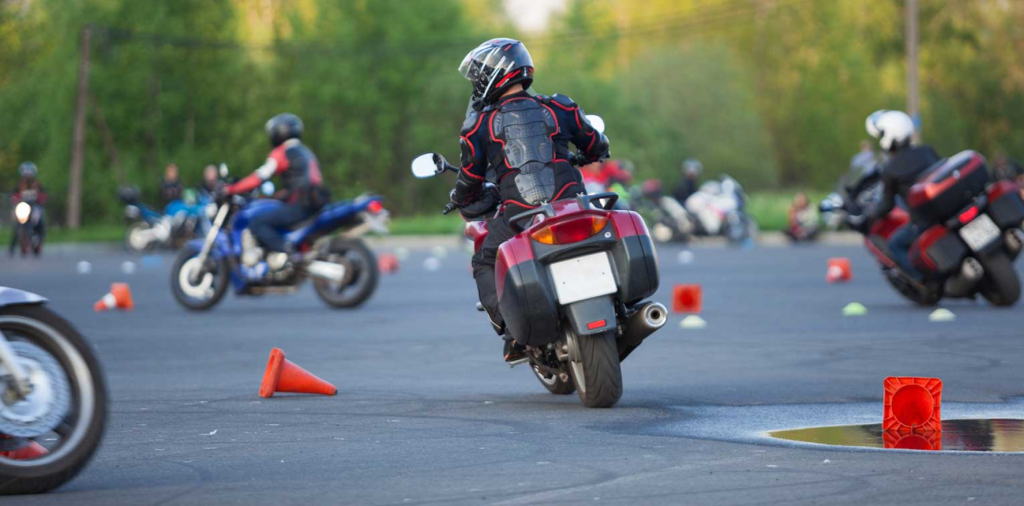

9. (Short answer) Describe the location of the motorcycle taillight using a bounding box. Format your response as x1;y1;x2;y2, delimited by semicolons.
531;215;608;245
958;206;979;224
367;200;384;214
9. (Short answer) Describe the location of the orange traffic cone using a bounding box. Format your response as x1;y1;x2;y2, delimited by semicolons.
0;437;48;460
672;284;702;314
259;348;337;398
378;253;399;274
883;376;942;433
826;258;852;283
93;283;134;312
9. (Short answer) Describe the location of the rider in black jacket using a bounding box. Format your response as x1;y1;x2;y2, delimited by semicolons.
854;110;940;279
451;38;609;361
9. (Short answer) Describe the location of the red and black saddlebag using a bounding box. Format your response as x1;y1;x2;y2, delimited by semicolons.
911;225;968;274
986;180;1024;229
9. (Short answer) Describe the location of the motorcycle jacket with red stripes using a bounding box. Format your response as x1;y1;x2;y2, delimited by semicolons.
453;90;609;218
227;138;326;207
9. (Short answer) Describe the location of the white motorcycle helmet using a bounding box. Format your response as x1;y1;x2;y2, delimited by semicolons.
865;110;914;152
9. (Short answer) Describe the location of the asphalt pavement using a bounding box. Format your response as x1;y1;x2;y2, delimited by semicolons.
1;239;1023;506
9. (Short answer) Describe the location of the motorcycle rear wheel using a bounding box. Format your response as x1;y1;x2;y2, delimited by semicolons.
566;327;622;408
124;222;153;252
0;305;107;495
313;238;379;309
978;251;1021;307
531;362;575;395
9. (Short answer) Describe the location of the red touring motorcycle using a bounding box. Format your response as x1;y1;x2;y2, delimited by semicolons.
411;153;666;408
821;150;1024;306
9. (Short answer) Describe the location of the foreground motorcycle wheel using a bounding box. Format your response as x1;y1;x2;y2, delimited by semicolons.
978;252;1021;307
171;248;229;311
531;363;575;395
0;305;108;495
566;327;622;408
313;238;379;309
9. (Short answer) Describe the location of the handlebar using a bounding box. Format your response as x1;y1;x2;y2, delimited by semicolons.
442;202;458;215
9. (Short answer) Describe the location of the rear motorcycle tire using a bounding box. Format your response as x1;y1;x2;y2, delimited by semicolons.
313;238;379;309
978;251;1021;307
0;305;108;495
567;327;623;408
531;363;575;395
170;248;229;311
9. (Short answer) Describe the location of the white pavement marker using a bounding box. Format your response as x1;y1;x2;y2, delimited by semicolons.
76;260;92;274
121;261;137;275
680;315;707;329
423;257;441;272
928;308;956;322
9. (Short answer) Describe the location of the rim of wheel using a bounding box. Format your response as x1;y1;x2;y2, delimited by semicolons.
128;225;149;251
178;257;215;300
0;316;97;468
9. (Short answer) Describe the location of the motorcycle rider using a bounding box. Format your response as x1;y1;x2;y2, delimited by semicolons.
449;38;609;361
673;158;702;206
851;110;940;280
160;163;184;207
8;162;46;256
222;113;328;267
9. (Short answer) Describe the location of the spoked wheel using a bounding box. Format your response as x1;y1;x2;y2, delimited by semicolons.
0;305;107;495
313;238;379;309
531;362;575;395
565;326;622;408
171;247;229;311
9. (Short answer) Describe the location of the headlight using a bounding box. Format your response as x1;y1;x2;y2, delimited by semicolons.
15;202;32;224
125;205;140;219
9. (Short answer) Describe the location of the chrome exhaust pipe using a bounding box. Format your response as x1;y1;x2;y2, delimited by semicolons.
305;260;347;283
620;301;668;347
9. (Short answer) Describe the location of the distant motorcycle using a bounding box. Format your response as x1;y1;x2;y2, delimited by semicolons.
411;115;667;408
821;150;1024;306
119;186;209;252
647;175;758;245
170;175;388;311
10;190;44;257
0;287;107;495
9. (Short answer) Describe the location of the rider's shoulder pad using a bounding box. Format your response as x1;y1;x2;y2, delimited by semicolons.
461;109;484;136
549;94;579;109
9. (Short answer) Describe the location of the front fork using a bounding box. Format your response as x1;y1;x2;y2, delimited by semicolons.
190;203;230;284
0;329;32;401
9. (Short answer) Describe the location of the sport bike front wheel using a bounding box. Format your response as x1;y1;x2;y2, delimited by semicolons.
171;247;229;311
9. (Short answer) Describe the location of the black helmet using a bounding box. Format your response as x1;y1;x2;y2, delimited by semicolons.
18;161;37;179
459;38;534;105
265;113;303;147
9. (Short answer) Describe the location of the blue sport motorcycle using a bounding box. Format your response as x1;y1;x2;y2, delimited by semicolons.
119;186;210;252
170;187;388;311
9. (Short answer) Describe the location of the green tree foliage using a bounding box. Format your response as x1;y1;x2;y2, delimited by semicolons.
1;0;1023;226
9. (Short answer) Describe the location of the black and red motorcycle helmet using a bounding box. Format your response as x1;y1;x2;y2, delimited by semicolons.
459;38;535;105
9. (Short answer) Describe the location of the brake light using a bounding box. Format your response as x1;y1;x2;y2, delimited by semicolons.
958;206;979;224
531;215;608;245
367;200;384;214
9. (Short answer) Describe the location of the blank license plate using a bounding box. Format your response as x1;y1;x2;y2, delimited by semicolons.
960;214;1000;252
549;252;617;304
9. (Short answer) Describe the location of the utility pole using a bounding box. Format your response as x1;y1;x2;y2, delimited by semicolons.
906;0;920;142
67;25;91;229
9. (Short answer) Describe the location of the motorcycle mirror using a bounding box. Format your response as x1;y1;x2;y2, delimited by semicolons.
411;153;444;179
219;163;229;178
586;115;605;134
260;181;276;196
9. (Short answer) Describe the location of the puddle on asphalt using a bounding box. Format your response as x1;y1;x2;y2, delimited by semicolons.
770;419;1024;452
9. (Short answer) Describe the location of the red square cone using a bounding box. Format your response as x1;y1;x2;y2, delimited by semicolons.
94;283;134;312
883;376;942;433
883;430;942;451
259;348;337;398
378;253;399;274
826;258;852;283
672;284;702;314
